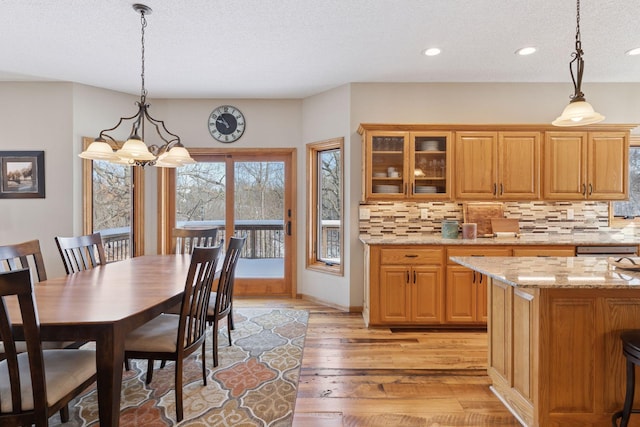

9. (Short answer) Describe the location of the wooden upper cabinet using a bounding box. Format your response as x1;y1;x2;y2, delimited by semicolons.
588;132;628;200
455;131;540;200
361;125;452;201
544;131;628;200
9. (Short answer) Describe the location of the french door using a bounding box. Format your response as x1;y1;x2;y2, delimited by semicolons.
159;148;296;297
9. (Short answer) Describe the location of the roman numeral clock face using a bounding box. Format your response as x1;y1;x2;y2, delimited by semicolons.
208;105;246;143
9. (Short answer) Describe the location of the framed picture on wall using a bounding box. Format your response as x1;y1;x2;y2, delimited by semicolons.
0;151;45;199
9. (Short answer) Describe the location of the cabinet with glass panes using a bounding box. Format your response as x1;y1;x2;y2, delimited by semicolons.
360;125;452;201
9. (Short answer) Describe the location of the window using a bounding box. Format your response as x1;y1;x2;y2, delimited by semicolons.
306;138;343;275
612;137;640;227
82;137;144;260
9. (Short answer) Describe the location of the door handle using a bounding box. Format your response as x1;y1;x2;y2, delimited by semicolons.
286;221;291;236
589;183;593;195
493;183;497;195
413;270;416;284
582;183;587;195
500;183;504;196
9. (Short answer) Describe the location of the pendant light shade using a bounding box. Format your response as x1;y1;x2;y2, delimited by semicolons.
552;0;604;127
79;4;195;167
552;100;605;127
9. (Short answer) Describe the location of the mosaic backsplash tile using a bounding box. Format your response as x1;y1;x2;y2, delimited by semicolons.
359;201;610;237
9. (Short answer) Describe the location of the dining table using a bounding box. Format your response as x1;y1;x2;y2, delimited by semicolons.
5;254;197;427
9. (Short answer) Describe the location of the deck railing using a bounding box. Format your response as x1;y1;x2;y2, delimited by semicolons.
97;219;340;263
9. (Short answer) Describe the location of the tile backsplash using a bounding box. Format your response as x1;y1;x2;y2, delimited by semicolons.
359;201;610;237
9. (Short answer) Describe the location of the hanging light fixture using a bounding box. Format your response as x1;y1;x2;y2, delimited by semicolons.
79;4;195;167
552;0;604;127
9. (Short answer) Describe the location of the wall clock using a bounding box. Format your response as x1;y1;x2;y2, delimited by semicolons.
208;105;246;143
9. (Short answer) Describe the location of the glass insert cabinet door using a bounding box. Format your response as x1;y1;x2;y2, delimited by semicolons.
364;130;451;200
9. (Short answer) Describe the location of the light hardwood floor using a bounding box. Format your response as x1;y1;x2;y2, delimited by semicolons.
235;297;519;427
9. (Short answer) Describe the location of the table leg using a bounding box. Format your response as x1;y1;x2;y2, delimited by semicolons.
95;326;125;427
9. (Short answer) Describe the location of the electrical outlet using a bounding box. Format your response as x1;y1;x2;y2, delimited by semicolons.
359;208;371;220
420;208;430;220
566;208;574;220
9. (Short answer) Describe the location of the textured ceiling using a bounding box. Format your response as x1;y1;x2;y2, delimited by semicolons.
0;0;638;99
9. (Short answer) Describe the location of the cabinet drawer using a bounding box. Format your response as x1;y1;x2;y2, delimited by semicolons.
512;247;575;257
380;248;443;265
447;247;511;264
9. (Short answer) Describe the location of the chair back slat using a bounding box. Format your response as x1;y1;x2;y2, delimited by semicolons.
178;246;221;353
0;240;47;282
55;233;107;274
0;269;48;423
171;228;218;255
213;237;246;320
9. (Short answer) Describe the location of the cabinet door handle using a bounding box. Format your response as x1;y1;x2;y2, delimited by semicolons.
493;183;497;195
500;183;504;196
472;271;476;283
413;270;416;284
404;254;419;258
479;274;483;284
406;271;410;283
589;183;593;195
404;183;408;195
582;183;587;195
411;182;414;194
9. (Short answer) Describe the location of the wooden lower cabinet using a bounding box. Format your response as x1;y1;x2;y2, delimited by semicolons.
367;245;444;326
379;265;443;323
488;278;640;426
445;246;511;325
364;244;577;327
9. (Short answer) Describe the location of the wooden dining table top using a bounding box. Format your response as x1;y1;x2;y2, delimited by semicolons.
7;254;195;325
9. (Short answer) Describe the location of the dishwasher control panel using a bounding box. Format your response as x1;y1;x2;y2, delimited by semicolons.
575;245;638;256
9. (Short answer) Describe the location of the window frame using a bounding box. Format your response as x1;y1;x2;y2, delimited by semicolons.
306;137;344;276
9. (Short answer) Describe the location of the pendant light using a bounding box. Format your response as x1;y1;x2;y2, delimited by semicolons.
552;0;604;127
79;4;195;167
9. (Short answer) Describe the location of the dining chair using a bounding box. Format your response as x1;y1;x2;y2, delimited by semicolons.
0;268;97;427
171;227;218;254
123;245;221;422
207;236;246;367
55;232;107;274
0;239;47;282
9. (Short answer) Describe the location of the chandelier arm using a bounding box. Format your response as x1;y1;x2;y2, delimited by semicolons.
142;107;182;149
97;105;145;143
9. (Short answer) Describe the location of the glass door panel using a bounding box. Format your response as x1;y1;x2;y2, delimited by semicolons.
234;161;285;279
175;161;226;243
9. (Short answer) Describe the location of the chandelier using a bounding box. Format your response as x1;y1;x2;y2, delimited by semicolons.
79;4;195;167
552;0;604;126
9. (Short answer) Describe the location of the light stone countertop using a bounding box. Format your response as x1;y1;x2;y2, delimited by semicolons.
450;256;640;289
359;230;640;246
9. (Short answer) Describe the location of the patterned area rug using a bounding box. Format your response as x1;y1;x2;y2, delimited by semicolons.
49;308;308;427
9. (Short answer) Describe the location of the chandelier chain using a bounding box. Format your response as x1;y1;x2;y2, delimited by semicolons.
140;9;147;100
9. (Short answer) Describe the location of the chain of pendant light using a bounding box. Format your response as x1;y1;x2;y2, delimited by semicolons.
571;0;585;101
139;8;148;102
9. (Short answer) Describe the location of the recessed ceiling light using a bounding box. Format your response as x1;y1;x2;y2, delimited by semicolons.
515;47;537;56
422;48;441;57
626;47;640;56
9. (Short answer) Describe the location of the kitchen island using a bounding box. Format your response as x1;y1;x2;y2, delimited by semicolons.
450;255;640;427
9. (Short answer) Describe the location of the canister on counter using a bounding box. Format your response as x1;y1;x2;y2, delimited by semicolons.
441;220;459;239
462;223;477;239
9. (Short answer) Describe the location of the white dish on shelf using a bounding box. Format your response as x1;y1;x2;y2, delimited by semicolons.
415;185;437;193
418;140;441;151
373;185;401;193
373;172;387;177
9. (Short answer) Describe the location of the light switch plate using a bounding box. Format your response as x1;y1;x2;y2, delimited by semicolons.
359;208;371;220
566;208;574;220
420;208;429;220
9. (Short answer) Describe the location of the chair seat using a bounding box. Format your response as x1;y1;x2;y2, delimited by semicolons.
125;314;180;353
0;349;96;413
1;341;77;354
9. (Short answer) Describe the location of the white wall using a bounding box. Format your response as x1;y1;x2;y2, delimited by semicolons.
0;82;74;278
300;84;352;308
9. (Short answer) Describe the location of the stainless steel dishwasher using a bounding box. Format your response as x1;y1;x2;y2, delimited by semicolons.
575;245;638;257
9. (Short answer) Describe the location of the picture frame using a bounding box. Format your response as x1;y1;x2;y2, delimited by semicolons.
0;151;45;199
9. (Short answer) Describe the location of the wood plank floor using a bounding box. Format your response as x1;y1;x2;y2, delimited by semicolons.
235;297;520;427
